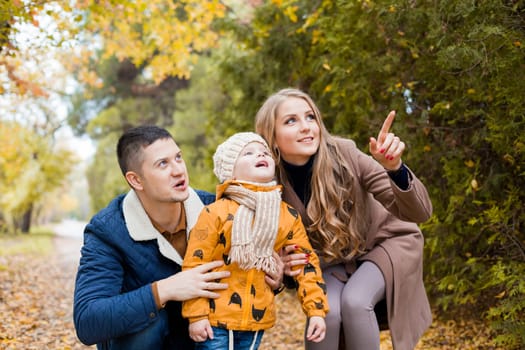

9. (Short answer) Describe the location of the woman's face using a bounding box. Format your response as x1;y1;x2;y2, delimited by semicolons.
274;97;320;165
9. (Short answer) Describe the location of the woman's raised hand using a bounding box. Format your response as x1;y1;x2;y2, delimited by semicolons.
369;110;405;171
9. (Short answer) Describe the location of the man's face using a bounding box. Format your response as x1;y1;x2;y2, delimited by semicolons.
136;138;190;203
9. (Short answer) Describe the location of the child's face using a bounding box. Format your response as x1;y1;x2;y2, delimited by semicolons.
232;142;275;183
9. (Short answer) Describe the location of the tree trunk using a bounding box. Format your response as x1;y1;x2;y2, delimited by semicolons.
20;204;33;233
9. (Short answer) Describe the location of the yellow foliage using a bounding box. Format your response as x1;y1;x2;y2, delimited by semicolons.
0;121;76;219
283;6;298;23
311;29;322;44
502;153;515;165
59;194;79;213
494;290;506;299
75;0;226;84
464;159;475;168
0;122;33;185
78;68;103;89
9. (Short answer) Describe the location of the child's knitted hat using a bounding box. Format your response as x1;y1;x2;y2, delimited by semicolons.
213;132;269;183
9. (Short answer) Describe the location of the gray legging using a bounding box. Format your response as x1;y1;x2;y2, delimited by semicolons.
305;261;386;350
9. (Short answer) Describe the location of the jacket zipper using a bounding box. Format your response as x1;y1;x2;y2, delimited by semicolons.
240;269;255;328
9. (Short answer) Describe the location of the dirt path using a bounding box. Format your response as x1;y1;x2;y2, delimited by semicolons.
52;235;95;349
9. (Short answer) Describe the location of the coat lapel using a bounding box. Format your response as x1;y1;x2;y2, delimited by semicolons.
123;188;204;264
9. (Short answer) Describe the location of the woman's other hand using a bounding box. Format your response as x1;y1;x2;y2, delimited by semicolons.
280;244;309;277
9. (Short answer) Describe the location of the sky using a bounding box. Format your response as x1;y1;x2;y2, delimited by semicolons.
57;127;96;161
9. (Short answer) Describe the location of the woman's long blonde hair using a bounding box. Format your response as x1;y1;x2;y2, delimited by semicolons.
255;88;365;263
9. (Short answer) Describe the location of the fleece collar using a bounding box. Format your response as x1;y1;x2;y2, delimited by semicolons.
122;188;204;264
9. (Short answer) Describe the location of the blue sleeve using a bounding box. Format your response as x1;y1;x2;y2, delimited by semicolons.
387;163;411;190
195;189;216;205
73;224;159;345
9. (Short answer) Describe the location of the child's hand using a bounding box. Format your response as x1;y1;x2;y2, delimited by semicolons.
189;319;213;342
306;316;326;343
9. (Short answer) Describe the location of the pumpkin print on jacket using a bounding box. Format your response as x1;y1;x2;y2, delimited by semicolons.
182;181;328;331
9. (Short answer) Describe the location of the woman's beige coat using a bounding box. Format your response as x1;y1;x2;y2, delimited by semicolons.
281;137;433;350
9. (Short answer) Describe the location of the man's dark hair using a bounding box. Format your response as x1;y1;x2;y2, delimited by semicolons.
117;125;173;175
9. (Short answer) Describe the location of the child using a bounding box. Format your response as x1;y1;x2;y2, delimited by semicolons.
182;132;328;350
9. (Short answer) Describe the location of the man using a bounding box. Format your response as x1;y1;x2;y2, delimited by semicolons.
73;126;283;349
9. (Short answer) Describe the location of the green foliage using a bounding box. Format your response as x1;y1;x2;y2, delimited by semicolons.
484;260;525;349
68;56;185;136
210;0;317;136
85;135;128;213
171;56;229;193
73;53;192;211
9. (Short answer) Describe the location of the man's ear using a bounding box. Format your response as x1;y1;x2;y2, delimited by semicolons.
125;171;143;191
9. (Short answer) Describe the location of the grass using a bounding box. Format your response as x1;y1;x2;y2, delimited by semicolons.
0;226;54;257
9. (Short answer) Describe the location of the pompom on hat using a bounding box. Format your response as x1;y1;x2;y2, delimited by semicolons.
213;132;269;183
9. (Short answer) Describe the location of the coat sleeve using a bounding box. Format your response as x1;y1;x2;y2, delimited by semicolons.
284;208;329;318
349;139;433;223
73;221;159;345
181;206;220;323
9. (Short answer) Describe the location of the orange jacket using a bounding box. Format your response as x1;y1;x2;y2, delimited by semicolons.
182;182;328;331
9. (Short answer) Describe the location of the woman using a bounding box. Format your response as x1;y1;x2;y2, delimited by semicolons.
255;88;433;350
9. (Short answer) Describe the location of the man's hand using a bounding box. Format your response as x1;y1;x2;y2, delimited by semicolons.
156;260;230;304
264;251;284;290
189;319;214;342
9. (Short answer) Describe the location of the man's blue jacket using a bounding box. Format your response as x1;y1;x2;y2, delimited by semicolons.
73;188;214;349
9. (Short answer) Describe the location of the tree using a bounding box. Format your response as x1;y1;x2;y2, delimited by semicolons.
0;120;76;233
65;0;227;133
63;0;229;211
1;2;85;232
74;0;226;83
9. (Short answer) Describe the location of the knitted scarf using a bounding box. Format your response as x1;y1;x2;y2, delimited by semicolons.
224;183;281;274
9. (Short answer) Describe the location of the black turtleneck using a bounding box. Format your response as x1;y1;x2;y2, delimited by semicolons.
282;157;314;205
282;156;410;205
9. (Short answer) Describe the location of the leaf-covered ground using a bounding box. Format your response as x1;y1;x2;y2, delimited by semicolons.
0;235;503;350
0;235;92;350
266;291;504;350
